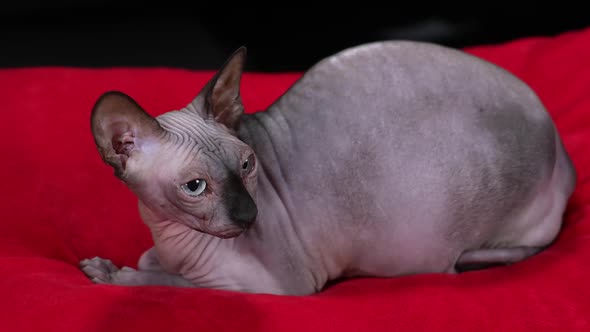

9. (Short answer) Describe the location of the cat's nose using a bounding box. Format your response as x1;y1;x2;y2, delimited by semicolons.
231;201;258;229
224;174;258;229
230;195;258;229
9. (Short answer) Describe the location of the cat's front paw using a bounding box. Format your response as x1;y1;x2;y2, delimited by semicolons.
80;257;136;284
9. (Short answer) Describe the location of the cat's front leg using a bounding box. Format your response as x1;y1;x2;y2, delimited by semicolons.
80;256;194;287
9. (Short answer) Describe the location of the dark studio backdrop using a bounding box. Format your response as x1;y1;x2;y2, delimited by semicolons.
1;2;589;72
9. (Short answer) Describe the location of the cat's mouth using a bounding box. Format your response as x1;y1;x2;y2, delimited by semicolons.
216;230;243;239
201;226;249;239
211;218;256;239
213;228;245;239
191;215;256;239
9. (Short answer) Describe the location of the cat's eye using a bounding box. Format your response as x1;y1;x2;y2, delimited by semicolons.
242;154;255;173
181;179;207;197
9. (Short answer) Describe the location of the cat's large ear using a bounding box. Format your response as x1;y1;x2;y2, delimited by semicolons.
91;91;164;179
188;47;246;131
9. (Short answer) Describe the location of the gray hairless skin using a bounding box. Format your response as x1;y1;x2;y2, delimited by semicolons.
81;42;576;295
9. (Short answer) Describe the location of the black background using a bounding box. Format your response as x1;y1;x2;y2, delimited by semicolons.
1;2;589;71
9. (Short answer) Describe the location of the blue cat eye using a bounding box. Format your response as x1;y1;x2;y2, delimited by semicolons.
181;179;207;196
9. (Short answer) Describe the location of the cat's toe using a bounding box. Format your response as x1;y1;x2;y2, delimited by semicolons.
80;257;120;283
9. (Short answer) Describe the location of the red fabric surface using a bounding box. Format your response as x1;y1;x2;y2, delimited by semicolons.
2;27;590;331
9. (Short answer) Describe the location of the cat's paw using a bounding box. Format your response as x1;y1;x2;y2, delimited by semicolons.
80;257;136;284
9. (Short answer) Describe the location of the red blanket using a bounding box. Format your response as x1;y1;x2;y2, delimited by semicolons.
1;27;589;331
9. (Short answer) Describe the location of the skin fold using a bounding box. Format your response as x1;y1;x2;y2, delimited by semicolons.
81;42;576;295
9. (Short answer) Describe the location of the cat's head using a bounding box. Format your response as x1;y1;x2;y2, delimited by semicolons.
91;47;258;238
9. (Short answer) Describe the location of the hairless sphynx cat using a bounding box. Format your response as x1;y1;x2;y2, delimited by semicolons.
81;42;576;295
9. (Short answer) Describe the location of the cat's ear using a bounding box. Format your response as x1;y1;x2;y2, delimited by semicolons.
187;47;246;132
91;91;164;179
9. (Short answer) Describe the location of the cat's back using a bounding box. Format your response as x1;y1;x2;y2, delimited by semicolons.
270;40;546;124
265;40;553;178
